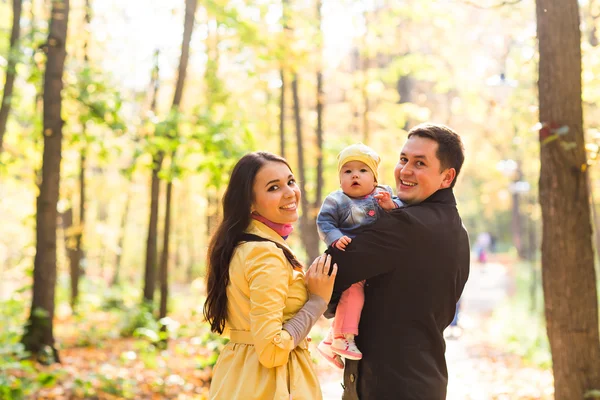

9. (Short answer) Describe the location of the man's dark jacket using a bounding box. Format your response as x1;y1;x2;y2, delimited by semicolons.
325;188;470;400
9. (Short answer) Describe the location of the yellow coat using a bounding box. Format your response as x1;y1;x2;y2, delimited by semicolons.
209;220;322;400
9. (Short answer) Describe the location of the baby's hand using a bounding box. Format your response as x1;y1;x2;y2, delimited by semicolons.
335;236;352;251
374;191;396;211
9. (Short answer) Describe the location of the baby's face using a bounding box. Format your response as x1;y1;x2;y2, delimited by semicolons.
339;160;377;198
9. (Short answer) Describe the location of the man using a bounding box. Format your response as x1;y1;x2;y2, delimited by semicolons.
323;123;470;399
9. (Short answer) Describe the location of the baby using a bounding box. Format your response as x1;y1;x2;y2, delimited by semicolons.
316;143;401;368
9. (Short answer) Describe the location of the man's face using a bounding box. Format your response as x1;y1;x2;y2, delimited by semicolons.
394;136;455;205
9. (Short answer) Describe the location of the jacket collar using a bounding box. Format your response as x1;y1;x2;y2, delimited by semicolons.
246;219;293;251
403;187;457;207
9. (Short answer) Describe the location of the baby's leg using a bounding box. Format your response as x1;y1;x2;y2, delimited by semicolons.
333;280;365;336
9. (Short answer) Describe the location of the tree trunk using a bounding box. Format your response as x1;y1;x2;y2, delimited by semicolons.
142;50;161;306
279;0;290;158
511;162;525;259
70;0;91;290
172;0;197;109
291;75;320;263
61;206;80;306
155;0;197;323
157;0;197;320
0;0;23;154
206;188;219;240
279;68;286;158
590;180;600;262
69;148;85;310
315;0;324;211
143;153;163;304
536;0;600;397
361;11;370;144
185;184;197;281
587;0;599;47
308;0;326;259
159;181;172;321
112;184;131;287
21;0;69;364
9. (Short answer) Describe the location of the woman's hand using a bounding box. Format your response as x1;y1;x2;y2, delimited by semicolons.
305;254;338;303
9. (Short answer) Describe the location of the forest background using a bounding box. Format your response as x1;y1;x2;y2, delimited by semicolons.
1;0;600;398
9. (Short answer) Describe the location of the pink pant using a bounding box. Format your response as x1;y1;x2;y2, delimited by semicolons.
332;280;365;336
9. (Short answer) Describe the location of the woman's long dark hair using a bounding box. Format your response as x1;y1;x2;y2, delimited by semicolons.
203;151;292;334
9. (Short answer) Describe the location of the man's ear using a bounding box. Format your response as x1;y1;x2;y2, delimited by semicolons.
440;168;456;189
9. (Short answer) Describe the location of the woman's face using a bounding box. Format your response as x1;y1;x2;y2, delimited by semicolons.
252;161;301;224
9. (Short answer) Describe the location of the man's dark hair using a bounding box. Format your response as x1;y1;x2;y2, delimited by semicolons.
407;123;465;188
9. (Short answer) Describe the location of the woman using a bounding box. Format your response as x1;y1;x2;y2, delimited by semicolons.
204;151;337;400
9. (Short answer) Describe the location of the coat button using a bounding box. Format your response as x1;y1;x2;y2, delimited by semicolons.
350;374;355;383
273;334;281;344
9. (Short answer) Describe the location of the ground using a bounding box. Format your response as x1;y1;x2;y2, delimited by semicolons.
8;260;553;399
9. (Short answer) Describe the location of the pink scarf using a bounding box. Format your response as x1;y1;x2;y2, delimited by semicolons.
251;213;294;238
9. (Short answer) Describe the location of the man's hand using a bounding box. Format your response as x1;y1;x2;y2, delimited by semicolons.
335;235;352;251
374;191;396;210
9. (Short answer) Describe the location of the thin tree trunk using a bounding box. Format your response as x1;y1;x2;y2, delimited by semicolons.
279;68;286;158
142;50;161;305
159;181;172;321
206;189;219;240
536;0;600;397
61;207;78;297
590;180;600;260
526;205;538;313
279;0;290;158
315;0;324;211
117;52;159;288
511;161;524;259
21;0;69;363
69;0;91;299
185;184;196;281
291;75;319;263
588;0;598;46
157;0;197;321
204;17;221;246
351;49;361;136
304;0;326;260
143;153;162;304
291;74;307;237
0;0;23;153
112;184;130;287
171;0;197;109
361;11;370;144
69;137;85;311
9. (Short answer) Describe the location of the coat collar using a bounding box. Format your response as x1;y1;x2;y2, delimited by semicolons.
423;187;457;206
246;219;293;251
402;187;457;208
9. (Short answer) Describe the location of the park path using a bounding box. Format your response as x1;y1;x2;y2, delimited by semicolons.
314;261;554;400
